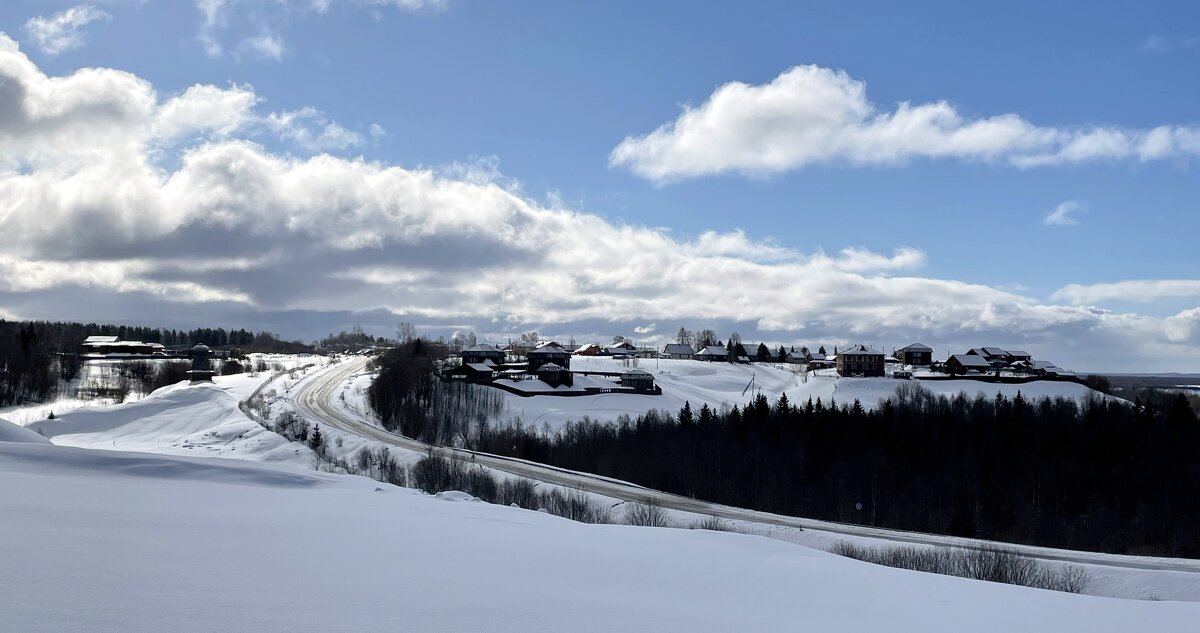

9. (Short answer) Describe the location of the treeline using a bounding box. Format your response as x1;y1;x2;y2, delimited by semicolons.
0;319;310;406
470;385;1200;558
366;341;504;445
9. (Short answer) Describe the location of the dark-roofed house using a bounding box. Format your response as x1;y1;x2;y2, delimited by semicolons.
1005;350;1032;363
946;354;992;374
461;344;505;366
896;343;933;366
662;343;694;360
694;345;729;362
536;362;572;388
620;369;656;392
981;347;1008;359
527;345;571;372
837;345;885;377
448;362;496;384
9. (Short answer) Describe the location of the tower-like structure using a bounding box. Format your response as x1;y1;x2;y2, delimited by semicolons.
188;344;215;383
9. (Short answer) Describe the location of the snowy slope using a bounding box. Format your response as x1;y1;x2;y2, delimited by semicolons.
497;357;1109;430
0;416;50;444
2;440;1196;633
27;374;314;467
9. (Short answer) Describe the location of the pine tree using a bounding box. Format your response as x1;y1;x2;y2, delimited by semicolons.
678;401;694;427
308;424;324;454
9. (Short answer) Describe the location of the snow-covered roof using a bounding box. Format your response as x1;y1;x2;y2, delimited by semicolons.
83;340;161;349
463;344;502;354
695;345;728;356
624;369;652;376
574;343;601;353
528;346;569;357
464;363;496;372
841;344;883;356
897;343;932;352
84;335;119;344
949;354;991;368
662;343;694;355
535;341;564;349
536;362;564;372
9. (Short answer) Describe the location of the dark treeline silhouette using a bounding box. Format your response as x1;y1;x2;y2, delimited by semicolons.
366;341;503;445
0;319;310;406
468;384;1200;558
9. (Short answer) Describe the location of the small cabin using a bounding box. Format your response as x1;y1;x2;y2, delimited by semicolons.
536;362;573;388
461;344;505;366
620;368;656;392
694;345;729;362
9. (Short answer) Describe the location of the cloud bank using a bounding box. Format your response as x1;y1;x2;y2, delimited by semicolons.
0;35;1196;371
610;65;1200;182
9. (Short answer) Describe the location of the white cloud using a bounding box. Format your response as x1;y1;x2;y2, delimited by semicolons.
1164;307;1200;344
195;0;444;59
241;31;285;61
265;108;365;151
23;4;110;55
1;34;1197;371
610;65;1200;182
1043;201;1083;226
1052;280;1200;305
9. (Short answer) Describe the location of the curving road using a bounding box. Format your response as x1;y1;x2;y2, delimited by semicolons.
290;357;1200;575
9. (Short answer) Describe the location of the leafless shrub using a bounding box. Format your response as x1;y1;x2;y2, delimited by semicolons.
497;478;539;509
829;541;1089;593
624;502;673;527
689;515;732;531
539;488;614;524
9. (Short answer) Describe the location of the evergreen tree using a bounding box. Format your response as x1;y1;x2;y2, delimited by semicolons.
678;401;694;427
308;424;323;454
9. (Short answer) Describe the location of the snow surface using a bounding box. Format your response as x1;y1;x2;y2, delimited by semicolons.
3;439;1198;633
0;416;50;444
494;357;1110;430
26;373;315;467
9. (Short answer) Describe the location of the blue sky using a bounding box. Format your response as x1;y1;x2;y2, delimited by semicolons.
0;1;1197;370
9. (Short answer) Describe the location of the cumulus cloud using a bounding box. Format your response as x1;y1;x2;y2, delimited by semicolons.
1052;280;1200;305
1043;200;1083;226
610;65;1200;182
0;34;1197;371
23;4;110;55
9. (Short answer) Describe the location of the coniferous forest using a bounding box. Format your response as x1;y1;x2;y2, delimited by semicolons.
367;343;1200;558
473;385;1200;556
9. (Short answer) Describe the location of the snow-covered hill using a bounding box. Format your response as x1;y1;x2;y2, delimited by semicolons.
495;357;1110;430
26;372;315;467
1;438;1196;633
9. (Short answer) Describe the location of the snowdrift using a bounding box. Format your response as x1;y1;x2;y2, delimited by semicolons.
0;416;51;444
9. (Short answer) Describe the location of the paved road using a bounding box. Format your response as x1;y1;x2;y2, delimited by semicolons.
290;357;1200;575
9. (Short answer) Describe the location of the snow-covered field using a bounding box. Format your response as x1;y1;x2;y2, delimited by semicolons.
3;422;1198;633
493;357;1109;430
